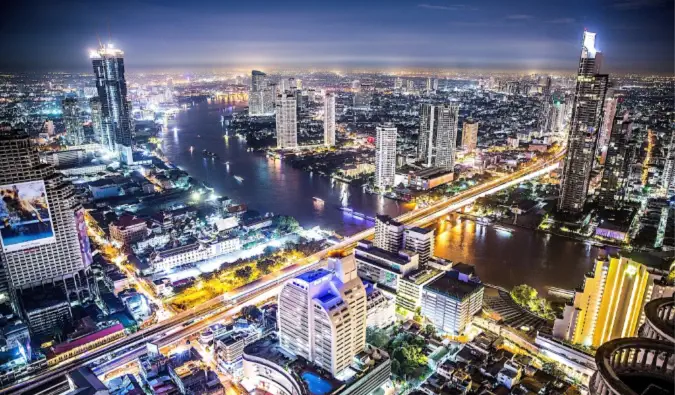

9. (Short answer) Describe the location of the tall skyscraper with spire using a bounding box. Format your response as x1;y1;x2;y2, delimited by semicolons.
558;31;609;214
91;44;133;164
323;92;335;147
418;103;459;171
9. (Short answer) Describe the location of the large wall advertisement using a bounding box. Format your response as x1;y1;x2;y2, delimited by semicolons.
0;180;56;252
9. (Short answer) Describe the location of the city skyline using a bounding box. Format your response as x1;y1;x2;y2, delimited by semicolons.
2;0;673;74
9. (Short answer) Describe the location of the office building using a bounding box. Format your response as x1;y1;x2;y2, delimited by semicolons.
374;123;397;190
91;44;133;164
88;97;104;145
462;119;479;153
0;130;95;303
373;214;404;253
394;77;403;90
558;31;609;213
355;240;419;292
365;284;395;329
418;103;459;171
396;268;444;312
61;98;84;146
324;92;335;147
278;255;366;376
553;253;674;348
421;270;484;335
275;91;298;149
403;226;435;265
598;113;633;207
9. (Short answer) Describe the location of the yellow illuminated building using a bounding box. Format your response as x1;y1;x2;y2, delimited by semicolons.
553;254;672;348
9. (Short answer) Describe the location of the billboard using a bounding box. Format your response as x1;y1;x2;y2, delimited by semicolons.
0;181;56;252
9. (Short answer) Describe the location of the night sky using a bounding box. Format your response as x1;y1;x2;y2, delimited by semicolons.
1;0;673;73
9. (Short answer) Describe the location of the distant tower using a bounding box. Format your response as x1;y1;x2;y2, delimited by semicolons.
323;92;335;147
89;97;104;145
375;123;397;190
91;44;133;164
249;70;275;116
558;31;609;214
62;97;85;145
275;91;298;149
418;103;459;171
462;119;479;153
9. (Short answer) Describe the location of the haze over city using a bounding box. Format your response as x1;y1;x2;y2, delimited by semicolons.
2;0;674;73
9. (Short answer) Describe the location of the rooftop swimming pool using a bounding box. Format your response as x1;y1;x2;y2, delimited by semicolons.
301;371;334;395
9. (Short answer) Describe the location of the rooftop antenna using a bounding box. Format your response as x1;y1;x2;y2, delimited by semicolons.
96;32;103;50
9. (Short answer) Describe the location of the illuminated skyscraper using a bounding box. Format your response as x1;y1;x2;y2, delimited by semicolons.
418;103;459;171
394;77;403;90
462;119;479;153
275;91;297;149
558;31;609;213
375;123;397;190
0;131;95;311
62;97;85;145
599;113;633;208
91;44;133;163
278;255;366;376
89;97;105;145
323;92;335;147
553;253;673;348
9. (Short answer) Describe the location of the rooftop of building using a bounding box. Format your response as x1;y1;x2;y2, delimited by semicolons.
296;268;333;284
425;270;484;301
406;226;435;235
404;268;443;285
112;214;146;229
451;263;477;277
375;214;403;227
355;241;414;268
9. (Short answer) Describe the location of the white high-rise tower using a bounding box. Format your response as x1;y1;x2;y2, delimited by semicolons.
278;255;366;376
276;91;298;149
375;124;397;190
324;92;335;147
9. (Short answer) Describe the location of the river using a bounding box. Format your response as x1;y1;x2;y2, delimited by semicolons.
160;101;604;293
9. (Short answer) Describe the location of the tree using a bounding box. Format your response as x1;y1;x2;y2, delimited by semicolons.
422;324;437;338
241;305;262;321
235;266;253;279
511;284;538;310
366;327;390;349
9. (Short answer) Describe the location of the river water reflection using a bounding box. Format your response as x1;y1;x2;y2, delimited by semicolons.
161;102;603;292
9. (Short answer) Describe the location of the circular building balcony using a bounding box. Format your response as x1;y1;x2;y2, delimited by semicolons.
590;337;674;395
639;297;674;343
